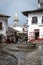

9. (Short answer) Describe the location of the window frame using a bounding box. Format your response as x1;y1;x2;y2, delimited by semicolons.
32;16;38;24
0;22;2;30
42;16;43;23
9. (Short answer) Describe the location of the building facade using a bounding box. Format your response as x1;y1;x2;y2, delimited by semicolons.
22;0;43;41
28;12;43;40
0;14;10;42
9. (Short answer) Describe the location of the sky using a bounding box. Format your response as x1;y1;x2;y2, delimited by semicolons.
0;0;38;26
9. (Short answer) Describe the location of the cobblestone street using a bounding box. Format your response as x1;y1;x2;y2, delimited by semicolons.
0;51;18;65
0;43;41;65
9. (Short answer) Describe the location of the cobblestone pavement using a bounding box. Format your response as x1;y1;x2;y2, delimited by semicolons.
0;51;18;65
0;43;41;65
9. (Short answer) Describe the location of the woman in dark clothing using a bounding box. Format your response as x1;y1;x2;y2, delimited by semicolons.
15;35;18;44
15;32;18;44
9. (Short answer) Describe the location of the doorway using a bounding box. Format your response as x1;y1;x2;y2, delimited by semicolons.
0;35;2;43
34;29;39;40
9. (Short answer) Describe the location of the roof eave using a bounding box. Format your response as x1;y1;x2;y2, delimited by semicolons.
22;9;43;17
0;14;11;18
22;11;28;17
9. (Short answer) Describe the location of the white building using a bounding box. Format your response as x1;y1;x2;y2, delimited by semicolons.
22;0;43;41
0;14;10;42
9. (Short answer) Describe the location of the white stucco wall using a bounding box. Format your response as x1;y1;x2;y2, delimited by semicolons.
28;12;43;40
40;27;43;38
0;17;8;36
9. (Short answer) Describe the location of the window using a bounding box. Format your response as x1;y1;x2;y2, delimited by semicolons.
42;16;43;23
0;22;2;30
32;17;38;24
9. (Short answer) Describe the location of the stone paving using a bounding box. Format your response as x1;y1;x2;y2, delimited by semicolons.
0;51;18;65
0;44;18;65
0;43;41;65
